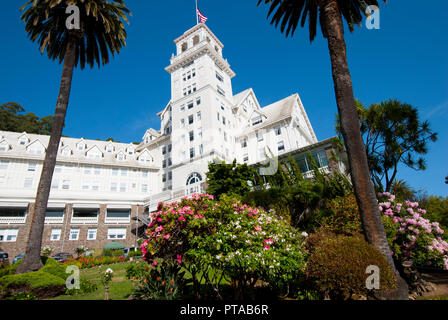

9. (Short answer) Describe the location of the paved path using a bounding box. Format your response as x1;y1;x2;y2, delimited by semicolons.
421;271;448;297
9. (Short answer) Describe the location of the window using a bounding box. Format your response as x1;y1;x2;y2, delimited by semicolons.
108;228;126;240
197;111;201;121
224;132;228;142
91;181;99;191
196;97;201;105
243;154;249;162
217;113;220;121
198;127;203;139
275;126;282;136
142;184;148;193
199;144;204;155
106;145;114;153
0;142;9;151
180;119;185;127
18;137;28;145
256;132;264;142
186;172;203;195
188;115;194;125
190;147;195;159
94;167;101;175
110;182;118;192
216;72;224;83
87;229;97;240
252;116;263;126
69;229;80;240
181;151;186;161
259;148;266;160
112;168;119;176
278;141;285;152
120;183;127;193
162;160;167;168
121;168;128;177
180;105;185;112
24;178;33;189
27;162;37;172
0;229;18;242
117;153;126;161
189;131;194;142
62;180;70;190
168;171;172;181
77;143;86;151
217;86;225;96
0;160;8;170
222;117;226;125
50;229;61;241
168;144;172;153
51;179;59;190
168;158;172;167
142;170;148;178
162;146;167;155
188;101;194;110
241;139;247;148
84;166;92;175
162;174;167;183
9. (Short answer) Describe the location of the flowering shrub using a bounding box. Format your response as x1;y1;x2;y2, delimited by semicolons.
317;194;362;235
63;256;126;269
378;192;448;270
140;194;307;299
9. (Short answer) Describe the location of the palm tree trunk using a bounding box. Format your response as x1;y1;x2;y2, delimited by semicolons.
16;37;77;274
320;0;408;299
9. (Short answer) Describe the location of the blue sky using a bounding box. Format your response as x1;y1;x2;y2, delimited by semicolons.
0;0;447;197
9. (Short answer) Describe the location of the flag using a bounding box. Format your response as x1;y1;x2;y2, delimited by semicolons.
197;8;208;23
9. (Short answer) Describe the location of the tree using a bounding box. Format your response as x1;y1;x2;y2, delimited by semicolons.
0;102;53;135
206;159;259;200
390;179;416;202
16;0;131;274
337;99;437;192
257;0;408;298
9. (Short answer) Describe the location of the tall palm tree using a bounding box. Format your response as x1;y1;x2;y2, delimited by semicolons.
16;0;131;274
257;0;408;298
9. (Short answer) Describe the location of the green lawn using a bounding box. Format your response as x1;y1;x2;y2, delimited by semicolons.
52;262;134;300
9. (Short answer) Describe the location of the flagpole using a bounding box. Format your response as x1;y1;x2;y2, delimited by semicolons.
195;0;199;25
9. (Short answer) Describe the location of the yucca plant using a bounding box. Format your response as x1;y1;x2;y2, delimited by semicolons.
16;0;131;274
257;0;408;298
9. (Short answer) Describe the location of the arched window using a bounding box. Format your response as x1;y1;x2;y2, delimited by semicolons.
193;35;200;46
181;42;188;52
186;172;203;195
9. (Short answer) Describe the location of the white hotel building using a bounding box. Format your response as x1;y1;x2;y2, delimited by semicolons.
0;24;346;258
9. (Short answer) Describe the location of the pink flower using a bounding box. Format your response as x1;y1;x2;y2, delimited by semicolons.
264;238;274;245
254;226;262;232
264;245;271;250
153;260;158;267
176;255;182;264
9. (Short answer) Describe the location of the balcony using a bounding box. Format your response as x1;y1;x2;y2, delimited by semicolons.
105;216;131;224
45;216;64;224
303;166;331;179
0;215;27;225
71;208;99;225
71;216;98;225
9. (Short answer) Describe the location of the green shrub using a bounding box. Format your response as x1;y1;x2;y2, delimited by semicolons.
305;234;396;300
126;261;148;281
128;249;143;258
102;249;125;257
65;277;97;296
133;262;186;300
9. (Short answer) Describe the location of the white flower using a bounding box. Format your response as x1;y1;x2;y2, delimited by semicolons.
106;268;113;274
216;255;222;260
301;232;309;237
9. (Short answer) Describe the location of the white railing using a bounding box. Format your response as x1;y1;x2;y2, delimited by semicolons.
303;166;331;179
45;217;64;224
151;190;172;205
0;216;27;225
71;216;98;225
105;216;131;225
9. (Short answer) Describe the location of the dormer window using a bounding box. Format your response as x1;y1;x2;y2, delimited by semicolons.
18;137;28;146
86;147;103;160
61;148;72;157
127;147;135;156
117;153;126;161
0;141;9;152
106;144;115;153
27;141;45;154
252;116;263;126
77;143;86;151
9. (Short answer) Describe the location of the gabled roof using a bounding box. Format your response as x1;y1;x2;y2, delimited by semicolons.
85;145;103;155
232;88;262;113
26;138;46;149
157;101;172;118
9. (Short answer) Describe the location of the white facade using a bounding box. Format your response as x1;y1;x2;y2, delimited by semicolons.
0;23;319;213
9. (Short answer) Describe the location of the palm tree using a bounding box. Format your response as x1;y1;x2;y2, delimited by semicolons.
16;0;131;274
257;0;408;298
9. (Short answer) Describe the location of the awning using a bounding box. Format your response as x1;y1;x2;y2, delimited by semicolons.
107;204;132;210
47;203;66;209
72;203;100;209
104;241;126;250
0;202;29;208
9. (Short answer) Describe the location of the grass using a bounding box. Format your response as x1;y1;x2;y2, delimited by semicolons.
51;262;134;300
